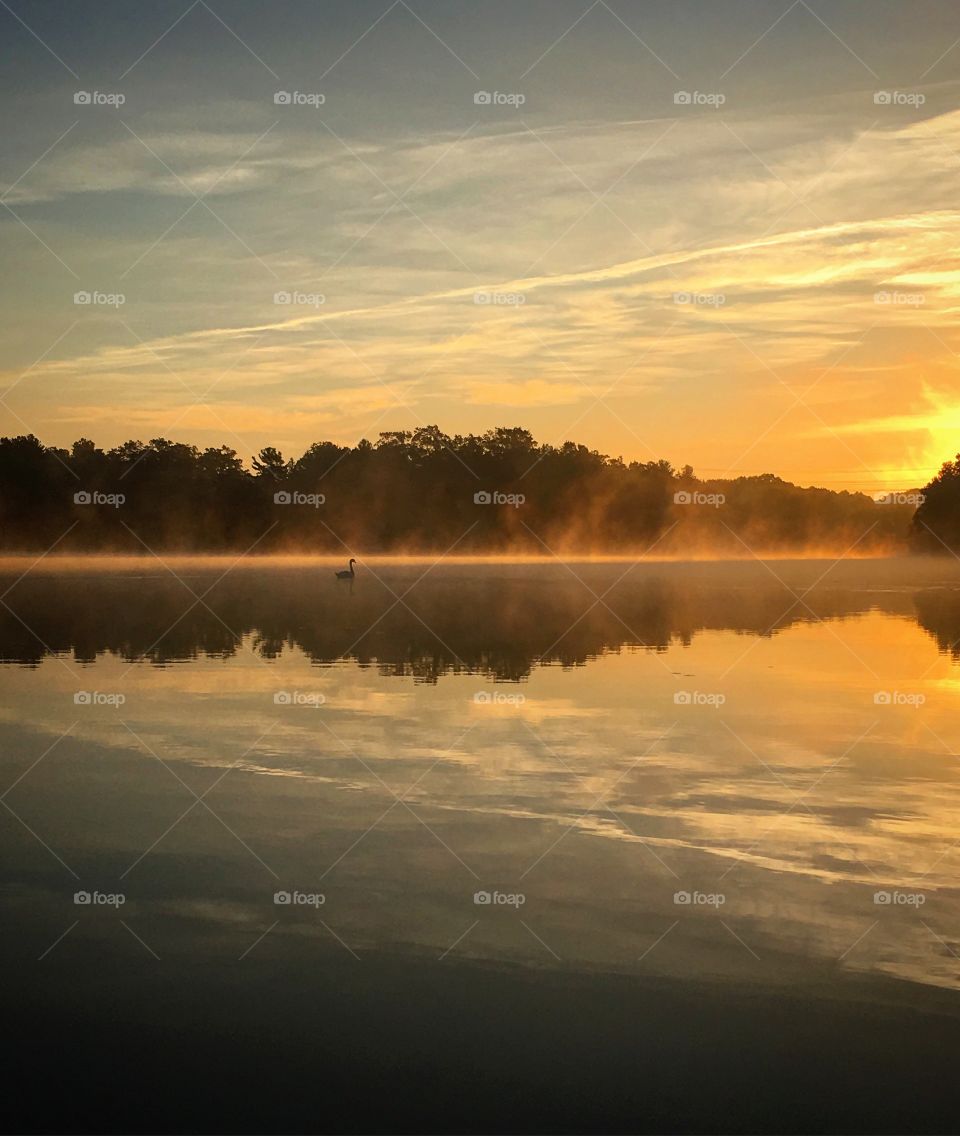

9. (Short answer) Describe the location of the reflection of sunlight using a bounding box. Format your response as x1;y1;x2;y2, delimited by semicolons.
3;562;960;990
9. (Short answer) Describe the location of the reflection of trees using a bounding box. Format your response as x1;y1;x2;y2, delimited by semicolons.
0;569;897;681
914;590;960;659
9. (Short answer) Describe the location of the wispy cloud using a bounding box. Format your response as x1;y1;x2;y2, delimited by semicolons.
4;59;960;488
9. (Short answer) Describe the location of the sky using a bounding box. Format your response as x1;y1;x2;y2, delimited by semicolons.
2;0;960;491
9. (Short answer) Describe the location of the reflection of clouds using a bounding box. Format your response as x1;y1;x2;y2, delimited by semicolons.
467;696;605;723
3;593;960;988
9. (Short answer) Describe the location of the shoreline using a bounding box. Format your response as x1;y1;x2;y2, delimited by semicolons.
0;551;939;568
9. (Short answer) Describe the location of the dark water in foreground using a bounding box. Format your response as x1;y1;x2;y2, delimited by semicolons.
2;557;960;1133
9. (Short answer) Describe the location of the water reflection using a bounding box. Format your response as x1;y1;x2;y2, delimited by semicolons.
1;557;960;999
1;556;957;676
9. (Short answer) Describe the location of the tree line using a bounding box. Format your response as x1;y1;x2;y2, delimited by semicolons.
911;454;960;553
0;426;934;554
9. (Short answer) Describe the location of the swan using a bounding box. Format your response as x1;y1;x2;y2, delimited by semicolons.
335;558;356;580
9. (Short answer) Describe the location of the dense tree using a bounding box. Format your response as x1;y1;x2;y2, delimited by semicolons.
0;428;918;554
912;455;960;552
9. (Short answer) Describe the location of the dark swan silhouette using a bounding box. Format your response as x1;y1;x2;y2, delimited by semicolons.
335;558;357;580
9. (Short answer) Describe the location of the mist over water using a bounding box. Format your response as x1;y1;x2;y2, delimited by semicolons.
7;0;960;1126
0;554;955;673
0;429;920;558
3;556;960;992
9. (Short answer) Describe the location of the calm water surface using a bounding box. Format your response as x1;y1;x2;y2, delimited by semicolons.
3;557;960;1131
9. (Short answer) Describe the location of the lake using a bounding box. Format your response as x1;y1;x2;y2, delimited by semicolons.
3;557;960;1133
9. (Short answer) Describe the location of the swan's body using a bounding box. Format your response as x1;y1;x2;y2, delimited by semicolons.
335;558;356;580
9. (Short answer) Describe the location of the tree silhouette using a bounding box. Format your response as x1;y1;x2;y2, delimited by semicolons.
912;455;960;552
0;427;919;554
